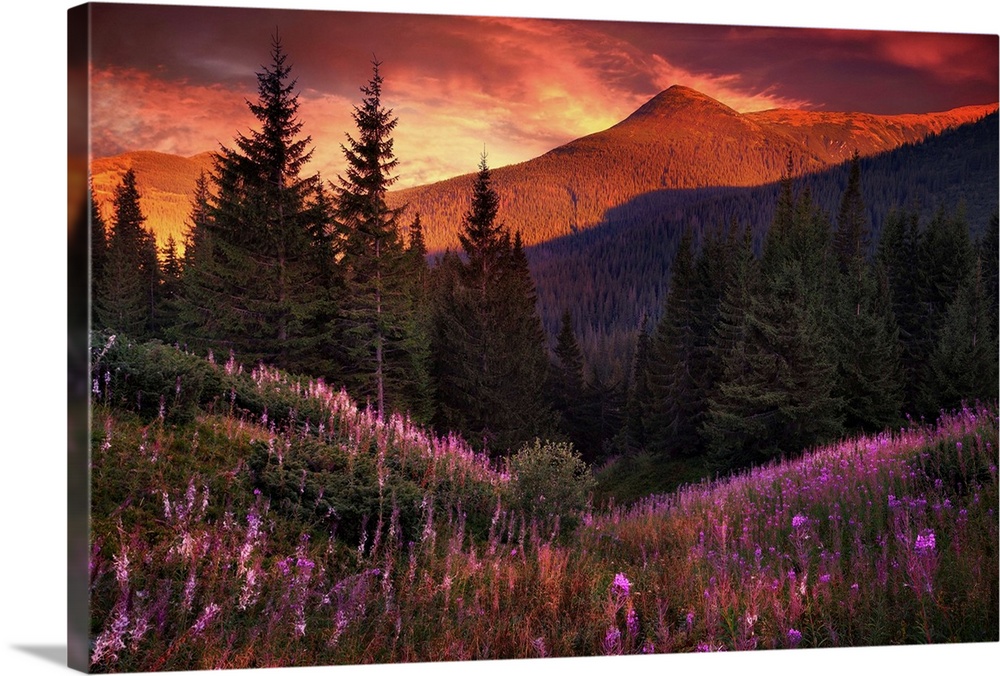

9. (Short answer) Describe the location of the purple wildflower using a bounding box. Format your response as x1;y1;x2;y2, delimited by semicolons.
626;607;639;636
602;626;622;655
191;603;220;635
792;514;808;529
914;529;936;553
90;604;129;665
611;572;631;597
787;628;803;647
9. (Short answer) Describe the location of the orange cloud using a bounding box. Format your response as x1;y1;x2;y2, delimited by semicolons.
90;66;255;159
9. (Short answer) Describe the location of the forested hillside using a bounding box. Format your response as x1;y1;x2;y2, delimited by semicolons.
91;89;997;257
92;150;217;254
529;112;999;378
90;34;997;471
388;88;996;252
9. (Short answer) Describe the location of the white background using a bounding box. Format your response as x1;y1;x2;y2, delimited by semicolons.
2;1;997;675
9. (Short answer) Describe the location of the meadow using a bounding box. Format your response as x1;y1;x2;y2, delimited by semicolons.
87;338;998;671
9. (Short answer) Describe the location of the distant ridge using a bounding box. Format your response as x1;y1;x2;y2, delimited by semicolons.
90;89;997;253
387;89;996;251
91;151;217;254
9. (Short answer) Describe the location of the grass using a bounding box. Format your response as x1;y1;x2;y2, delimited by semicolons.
593;451;711;508
87;343;999;671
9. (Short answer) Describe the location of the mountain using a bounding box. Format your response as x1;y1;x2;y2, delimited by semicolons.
91;150;217;254
527;111;999;378
387;87;996;251
89;87;996;255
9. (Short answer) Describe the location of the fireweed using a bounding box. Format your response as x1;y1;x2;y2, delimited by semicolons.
88;350;998;669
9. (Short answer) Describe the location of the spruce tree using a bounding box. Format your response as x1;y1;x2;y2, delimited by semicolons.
912;208;976;418
180;35;332;373
830;159;903;432
96;168;158;339
157;234;183;338
90;179;108;331
174;173;216;347
877;208;925;414
921;258;998;412
833;151;870;270
832;257;904;432
979;212;999;345
621;315;652;452
549;309;587;452
178;36;332;372
644;229;700;455
335;59;430;422
703;193;841;471
431;154;552;455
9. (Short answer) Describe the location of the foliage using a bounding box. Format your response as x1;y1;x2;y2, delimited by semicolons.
177;35;334;374
334;59;431;423
430;155;554;455
95;168;160;338
507;439;595;527
89;366;999;669
528;113;997;376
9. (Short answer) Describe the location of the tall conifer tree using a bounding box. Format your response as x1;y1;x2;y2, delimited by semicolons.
96;168;158;339
833;152;870;270
90;179;108;331
831;159;903;432
431;154;552;454
644;230;700;455
181;34;332;372
335;59;430;422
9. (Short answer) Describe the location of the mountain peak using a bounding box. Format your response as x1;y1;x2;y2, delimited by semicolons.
626;85;739;121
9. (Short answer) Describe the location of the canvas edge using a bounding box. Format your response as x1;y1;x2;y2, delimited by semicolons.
68;2;93;672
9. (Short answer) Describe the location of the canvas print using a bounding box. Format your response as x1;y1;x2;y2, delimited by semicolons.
68;1;999;672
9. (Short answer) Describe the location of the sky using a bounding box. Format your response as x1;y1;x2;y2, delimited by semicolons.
84;1;999;188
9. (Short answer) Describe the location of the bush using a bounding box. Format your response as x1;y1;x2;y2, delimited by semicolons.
508;439;595;528
91;332;224;423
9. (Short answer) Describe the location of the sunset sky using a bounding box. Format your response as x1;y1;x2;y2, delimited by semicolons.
86;1;998;188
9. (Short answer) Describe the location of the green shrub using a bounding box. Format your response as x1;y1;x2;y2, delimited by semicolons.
91;332;223;423
508;439;595;529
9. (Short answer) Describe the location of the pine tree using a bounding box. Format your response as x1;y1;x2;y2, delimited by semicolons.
90;179;108;331
921;257;998;412
644;229;700;455
877;208;925;414
979;212;999;345
335;59;430;421
180;35;332;373
621;315;652;452
157;234;183;338
703;194;841;471
174;173;216;347
431;154;552;455
833;151;870;270
96;168;158;339
829;158;903;432
577;366;626;463
912;208;976;418
549;309;587;450
832;257;904;432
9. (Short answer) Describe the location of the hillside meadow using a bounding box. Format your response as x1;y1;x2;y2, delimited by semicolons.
87;337;998;671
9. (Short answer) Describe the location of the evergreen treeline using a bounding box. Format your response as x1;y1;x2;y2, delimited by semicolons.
91;35;998;473
627;154;998;470
530;112;999;377
90;37;552;457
